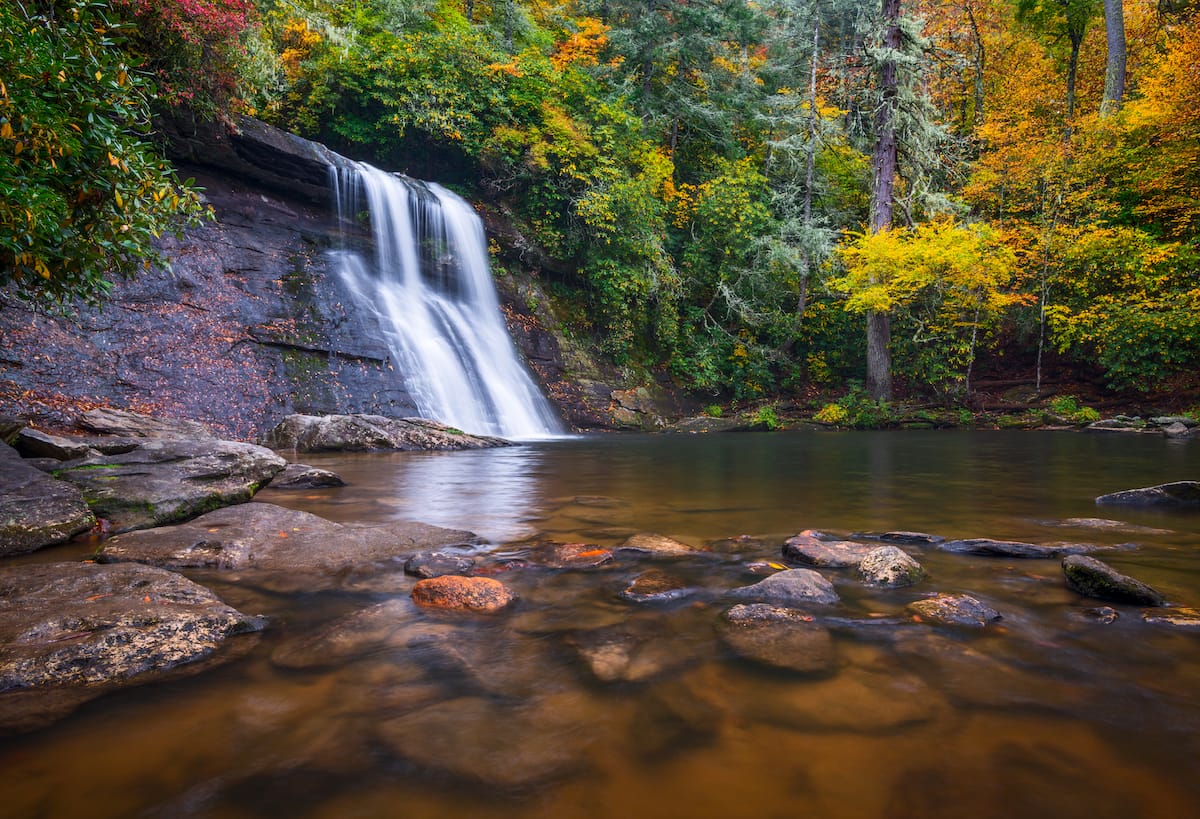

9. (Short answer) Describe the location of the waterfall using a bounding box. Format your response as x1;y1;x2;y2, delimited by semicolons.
330;163;564;439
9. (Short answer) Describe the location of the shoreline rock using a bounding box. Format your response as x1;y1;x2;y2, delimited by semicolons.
263;413;511;452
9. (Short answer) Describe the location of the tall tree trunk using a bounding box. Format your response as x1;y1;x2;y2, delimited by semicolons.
1101;0;1126;114
466;0;474;23
1065;30;1082;133
867;0;901;402
965;1;986;126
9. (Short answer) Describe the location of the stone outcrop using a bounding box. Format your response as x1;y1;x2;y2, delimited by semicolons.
53;437;286;533
263;413;510;452
0;443;95;556
0;561;263;734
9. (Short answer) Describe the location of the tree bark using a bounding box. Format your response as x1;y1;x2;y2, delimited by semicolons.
867;0;901;402
1101;0;1126;114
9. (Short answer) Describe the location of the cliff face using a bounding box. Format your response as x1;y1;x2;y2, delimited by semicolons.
0;118;418;440
0;117;680;439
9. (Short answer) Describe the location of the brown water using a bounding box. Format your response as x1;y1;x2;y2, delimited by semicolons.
3;430;1199;819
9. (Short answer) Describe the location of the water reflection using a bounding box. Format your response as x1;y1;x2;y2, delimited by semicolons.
382;445;546;544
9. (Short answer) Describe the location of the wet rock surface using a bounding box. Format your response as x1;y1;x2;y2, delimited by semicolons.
938;538;1115;559
0;442;95;557
782;530;878;567
858;545;926;588
1141;607;1200;628
263;413;510;452
53;436;286;534
404;551;477;579
0;561;263;734
717;604;835;674
728;568;840;606
616;532;702;557
530;542;615;569
267;463;347;489
410;575;517;613
907;593;1002;627
1095;481;1200;509
98;502;478;577
618;569;693;603
1062;554;1168;606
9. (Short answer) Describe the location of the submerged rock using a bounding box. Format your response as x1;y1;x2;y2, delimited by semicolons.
410;576;516;613
0;443;95;557
782;530;877;568
718;604;834;675
373;694;595;790
745;667;942;732
53;436;286;533
0;561;263;734
1095;481;1200;509
907;593;1002;627
530;542;615;569
727;568;840;606
1141;607;1200;628
267;463;346;489
1061;555;1167;606
853;530;945;546
568;625;695;683
618;569;693;604
858;545;926;588
263;413;510;452
99;502;477;578
404;551;477;579
616;532;702;557
939;538;1112;559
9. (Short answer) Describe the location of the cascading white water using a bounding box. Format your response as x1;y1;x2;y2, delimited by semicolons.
330;162;564;439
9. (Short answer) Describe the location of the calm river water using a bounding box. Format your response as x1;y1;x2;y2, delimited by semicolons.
4;430;1199;818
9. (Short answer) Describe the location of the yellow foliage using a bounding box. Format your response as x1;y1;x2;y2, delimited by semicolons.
551;17;609;72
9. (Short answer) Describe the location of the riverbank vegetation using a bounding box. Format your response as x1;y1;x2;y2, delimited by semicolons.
2;0;1197;412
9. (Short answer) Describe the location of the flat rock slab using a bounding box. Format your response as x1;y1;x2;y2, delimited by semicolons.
373;694;594;790
0;561;263;734
853;530;946;546
858;545;926;588
907;593;1002;627
0;443;95;556
1062;555;1167;606
727;568;840;606
262;413;510;452
1095;481;1200;509
939;538;1116;559
77;407;216;439
98;502;478;575
718;604;835;675
53;437;286;533
783;531;877;568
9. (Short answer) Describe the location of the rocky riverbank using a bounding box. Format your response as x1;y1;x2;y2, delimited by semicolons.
3;408;1197;742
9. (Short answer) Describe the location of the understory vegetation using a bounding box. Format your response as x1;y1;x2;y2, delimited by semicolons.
2;0;1198;410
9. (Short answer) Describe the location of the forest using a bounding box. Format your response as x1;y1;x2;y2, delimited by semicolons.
2;0;1198;414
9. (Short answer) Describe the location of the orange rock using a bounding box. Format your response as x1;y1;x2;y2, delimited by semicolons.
410;575;516;613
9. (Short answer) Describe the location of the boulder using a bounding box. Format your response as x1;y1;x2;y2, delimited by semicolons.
0;443;95;557
99;502;478;577
907;593;1002;627
1095;481;1200;509
717;604;835;675
616;532;702;557
0;417;24;445
1162;422;1191;439
782;530;877;568
262;413;510;452
266;463;347;489
410;576;516;613
618;569;693;604
0;561;264;734
727;568;840;606
53;437;286;533
1061;555;1167;606
939;538;1114;559
853;530;945;546
858;545;926;588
